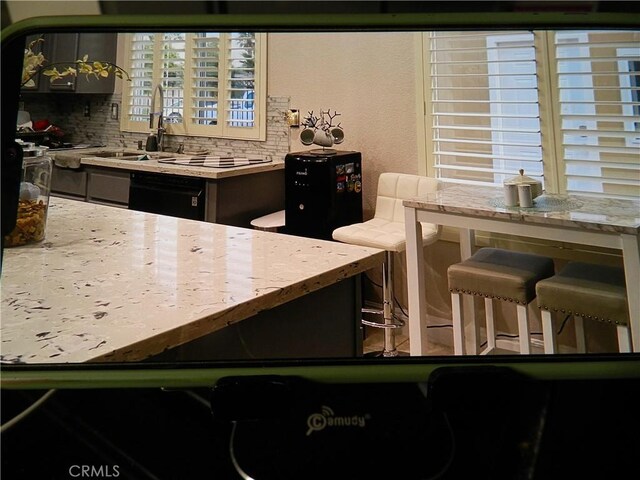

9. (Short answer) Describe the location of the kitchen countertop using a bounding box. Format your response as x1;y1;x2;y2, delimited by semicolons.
403;183;640;235
0;198;384;364
51;148;284;180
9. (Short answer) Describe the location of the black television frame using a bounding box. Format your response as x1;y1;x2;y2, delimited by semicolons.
2;5;639;390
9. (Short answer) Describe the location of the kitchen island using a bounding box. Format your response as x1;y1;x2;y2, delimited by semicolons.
1;198;384;364
50;148;284;226
51;147;284;180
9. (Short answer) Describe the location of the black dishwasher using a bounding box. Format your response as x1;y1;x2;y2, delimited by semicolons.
129;171;206;220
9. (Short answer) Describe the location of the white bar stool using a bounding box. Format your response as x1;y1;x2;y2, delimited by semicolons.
332;172;441;357
447;248;555;355
536;262;633;353
250;210;285;232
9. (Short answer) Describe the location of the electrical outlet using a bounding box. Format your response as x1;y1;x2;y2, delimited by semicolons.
83;101;91;117
111;103;119;120
285;109;300;127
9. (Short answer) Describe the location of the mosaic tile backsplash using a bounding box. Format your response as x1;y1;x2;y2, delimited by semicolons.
21;94;293;160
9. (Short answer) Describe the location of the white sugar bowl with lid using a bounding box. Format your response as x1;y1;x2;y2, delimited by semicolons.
503;169;543;207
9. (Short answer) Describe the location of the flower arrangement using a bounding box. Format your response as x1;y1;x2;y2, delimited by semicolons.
21;37;130;88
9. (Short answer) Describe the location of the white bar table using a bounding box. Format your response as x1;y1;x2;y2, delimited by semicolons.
404;182;640;356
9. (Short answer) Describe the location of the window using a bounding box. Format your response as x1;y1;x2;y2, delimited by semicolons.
423;30;640;200
121;32;267;141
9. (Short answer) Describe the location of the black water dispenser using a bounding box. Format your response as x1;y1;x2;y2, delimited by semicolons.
285;150;363;240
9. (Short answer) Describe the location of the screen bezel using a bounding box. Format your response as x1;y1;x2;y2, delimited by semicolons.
2;9;639;390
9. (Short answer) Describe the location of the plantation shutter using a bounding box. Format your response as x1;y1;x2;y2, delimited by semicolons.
159;33;186;125
128;33;155;123
191;33;221;128
427;31;543;186
126;33;186;127
225;33;258;132
553;30;640;199
123;32;265;140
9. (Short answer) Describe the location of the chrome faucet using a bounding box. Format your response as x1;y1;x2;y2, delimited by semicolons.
148;84;165;151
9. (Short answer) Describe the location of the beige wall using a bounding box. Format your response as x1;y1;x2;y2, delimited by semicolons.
268;32;420;216
269;31;620;353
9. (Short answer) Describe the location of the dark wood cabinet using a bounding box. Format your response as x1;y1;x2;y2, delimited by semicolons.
22;33;118;94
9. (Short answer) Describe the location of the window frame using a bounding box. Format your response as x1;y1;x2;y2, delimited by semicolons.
120;31;267;141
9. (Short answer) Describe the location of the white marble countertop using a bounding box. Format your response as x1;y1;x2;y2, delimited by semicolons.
403;183;640;235
0;198;383;364
51;148;284;180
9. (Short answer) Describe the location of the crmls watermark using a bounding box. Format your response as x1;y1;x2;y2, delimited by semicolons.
68;465;120;478
306;405;370;436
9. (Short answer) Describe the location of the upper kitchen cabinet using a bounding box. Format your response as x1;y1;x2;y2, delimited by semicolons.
22;33;118;94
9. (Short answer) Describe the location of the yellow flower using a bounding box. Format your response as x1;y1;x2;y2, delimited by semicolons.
21;37;130;87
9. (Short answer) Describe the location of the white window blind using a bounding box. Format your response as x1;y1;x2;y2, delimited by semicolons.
122;32;265;140
554;30;640;199
128;33;155;123
427;31;543;186
226;33;256;129
161;33;186;125
192;33;220;126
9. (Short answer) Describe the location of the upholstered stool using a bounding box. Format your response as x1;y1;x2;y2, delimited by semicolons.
333;173;441;357
250;210;285;232
536;262;632;353
448;248;555;355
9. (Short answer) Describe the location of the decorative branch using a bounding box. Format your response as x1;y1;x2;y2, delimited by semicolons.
303;109;341;132
301;110;320;129
21;37;130;88
320;109;341;131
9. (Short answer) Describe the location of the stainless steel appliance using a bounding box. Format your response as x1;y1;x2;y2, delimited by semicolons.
285;150;363;240
128;171;205;221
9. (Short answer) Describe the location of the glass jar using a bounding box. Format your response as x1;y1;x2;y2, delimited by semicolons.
4;143;53;247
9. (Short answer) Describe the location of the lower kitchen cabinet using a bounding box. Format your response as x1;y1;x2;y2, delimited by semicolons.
86;167;130;207
51;160;284;225
206;170;285;228
51;164;87;201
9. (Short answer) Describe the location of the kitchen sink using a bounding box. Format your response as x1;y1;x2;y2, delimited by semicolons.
89;151;147;161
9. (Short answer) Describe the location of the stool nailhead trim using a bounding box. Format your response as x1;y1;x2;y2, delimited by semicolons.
449;288;527;305
537;306;627;326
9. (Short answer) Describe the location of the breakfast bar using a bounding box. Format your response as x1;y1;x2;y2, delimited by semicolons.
404;182;640;356
0;198;384;364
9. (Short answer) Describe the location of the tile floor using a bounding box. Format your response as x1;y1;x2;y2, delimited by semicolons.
362;329;453;356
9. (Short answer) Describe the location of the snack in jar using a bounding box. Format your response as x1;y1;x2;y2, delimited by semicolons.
4;142;52;247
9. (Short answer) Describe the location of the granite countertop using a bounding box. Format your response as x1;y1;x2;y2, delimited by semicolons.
51;148;284;180
403;183;640;235
0;198;384;364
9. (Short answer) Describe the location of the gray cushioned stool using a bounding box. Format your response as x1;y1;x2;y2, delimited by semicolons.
536;262;632;353
448;248;555;355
